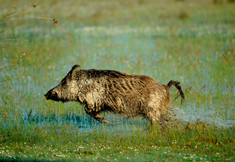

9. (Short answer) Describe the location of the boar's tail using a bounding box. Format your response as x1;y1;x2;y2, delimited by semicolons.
167;80;185;105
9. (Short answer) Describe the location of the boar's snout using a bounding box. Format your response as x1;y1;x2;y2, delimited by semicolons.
44;89;59;101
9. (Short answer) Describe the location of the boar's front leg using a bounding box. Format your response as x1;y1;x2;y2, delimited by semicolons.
84;105;109;124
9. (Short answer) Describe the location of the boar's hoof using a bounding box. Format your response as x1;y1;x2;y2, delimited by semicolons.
94;114;109;124
102;120;109;124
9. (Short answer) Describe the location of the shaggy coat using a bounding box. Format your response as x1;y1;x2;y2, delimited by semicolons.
45;65;185;124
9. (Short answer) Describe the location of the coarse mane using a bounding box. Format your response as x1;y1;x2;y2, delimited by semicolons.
82;69;128;79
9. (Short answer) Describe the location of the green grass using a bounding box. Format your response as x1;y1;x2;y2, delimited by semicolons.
0;124;234;161
1;0;235;161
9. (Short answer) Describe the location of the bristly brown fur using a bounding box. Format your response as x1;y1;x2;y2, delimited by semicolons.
45;65;185;124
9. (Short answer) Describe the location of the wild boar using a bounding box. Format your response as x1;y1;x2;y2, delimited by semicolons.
44;65;185;124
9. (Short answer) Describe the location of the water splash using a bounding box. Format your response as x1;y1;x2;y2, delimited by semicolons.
170;107;235;128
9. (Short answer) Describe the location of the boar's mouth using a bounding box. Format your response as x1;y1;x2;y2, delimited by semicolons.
59;99;69;103
44;94;69;103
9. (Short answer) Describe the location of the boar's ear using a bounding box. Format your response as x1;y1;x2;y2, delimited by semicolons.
72;65;80;71
71;65;80;78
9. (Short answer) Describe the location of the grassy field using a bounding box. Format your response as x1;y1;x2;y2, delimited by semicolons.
0;0;235;161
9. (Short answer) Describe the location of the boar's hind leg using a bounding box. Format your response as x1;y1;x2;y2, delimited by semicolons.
84;105;109;124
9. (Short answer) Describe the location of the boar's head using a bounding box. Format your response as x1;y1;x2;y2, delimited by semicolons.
44;65;81;103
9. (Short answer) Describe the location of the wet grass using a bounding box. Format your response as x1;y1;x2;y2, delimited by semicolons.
0;0;235;161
